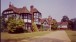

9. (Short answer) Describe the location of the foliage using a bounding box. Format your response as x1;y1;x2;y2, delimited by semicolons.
70;18;76;30
32;22;39;32
61;15;69;22
51;19;58;30
0;16;7;32
16;19;25;28
39;24;44;31
68;18;76;30
7;17;25;33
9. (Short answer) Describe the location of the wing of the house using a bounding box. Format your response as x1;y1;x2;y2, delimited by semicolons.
58;22;68;30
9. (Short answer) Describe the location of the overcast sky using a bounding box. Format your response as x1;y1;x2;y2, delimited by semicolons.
1;0;76;22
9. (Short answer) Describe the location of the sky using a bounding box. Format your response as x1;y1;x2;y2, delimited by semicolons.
1;0;76;22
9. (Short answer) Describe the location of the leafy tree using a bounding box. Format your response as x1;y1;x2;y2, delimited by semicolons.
39;24;44;31
51;19;58;30
7;17;25;33
0;16;7;32
32;22;39;32
68;20;73;30
70;18;76;30
61;15;69;22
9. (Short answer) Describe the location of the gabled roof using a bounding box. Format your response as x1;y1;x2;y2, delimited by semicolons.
61;22;68;25
58;22;68;25
30;5;41;14
2;4;30;14
32;8;39;13
40;18;47;24
40;18;51;25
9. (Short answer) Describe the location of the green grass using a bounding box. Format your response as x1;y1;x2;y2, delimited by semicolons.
1;31;50;40
65;30;76;42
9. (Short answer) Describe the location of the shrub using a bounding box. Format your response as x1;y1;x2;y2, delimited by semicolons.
7;17;25;33
32;22;39;32
51;19;58;30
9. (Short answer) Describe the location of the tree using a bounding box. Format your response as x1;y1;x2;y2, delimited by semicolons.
32;22;39;32
61;15;69;22
68;20;73;30
7;17;25;33
51;19;58;30
0;16;7;32
70;18;76;30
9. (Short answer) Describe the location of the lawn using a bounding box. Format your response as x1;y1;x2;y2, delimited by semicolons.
1;31;50;40
65;30;76;42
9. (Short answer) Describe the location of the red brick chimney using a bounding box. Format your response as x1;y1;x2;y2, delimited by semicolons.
30;5;34;23
9;2;14;8
30;5;34;10
30;5;34;14
9;2;12;8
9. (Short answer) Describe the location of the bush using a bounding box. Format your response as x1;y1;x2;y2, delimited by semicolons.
32;22;39;32
39;24;44;31
51;19;58;30
7;17;25;33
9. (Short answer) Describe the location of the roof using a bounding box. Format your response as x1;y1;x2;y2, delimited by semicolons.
30;5;40;14
2;4;30;14
33;8;39;12
58;22;68;25
40;18;52;25
40;18;47;24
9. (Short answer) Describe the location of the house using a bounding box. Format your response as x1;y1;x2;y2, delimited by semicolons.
40;16;53;31
58;22;68;30
2;4;32;31
41;18;50;31
2;3;42;32
30;5;42;29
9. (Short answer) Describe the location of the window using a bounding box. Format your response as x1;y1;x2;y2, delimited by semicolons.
23;14;27;19
34;13;38;18
4;12;7;14
24;19;27;22
8;14;11;17
4;15;7;18
21;14;27;19
15;14;20;19
38;14;41;18
34;18;38;22
9;14;16;17
34;15;38;18
28;14;32;20
34;13;37;16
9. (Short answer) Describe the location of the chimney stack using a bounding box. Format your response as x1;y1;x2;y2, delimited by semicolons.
30;5;34;12
9;2;12;7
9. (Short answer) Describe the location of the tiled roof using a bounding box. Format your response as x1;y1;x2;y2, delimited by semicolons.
3;4;30;14
61;22;68;25
33;8;39;12
40;18;52;25
40;18;47;24
30;5;40;14
58;22;68;25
